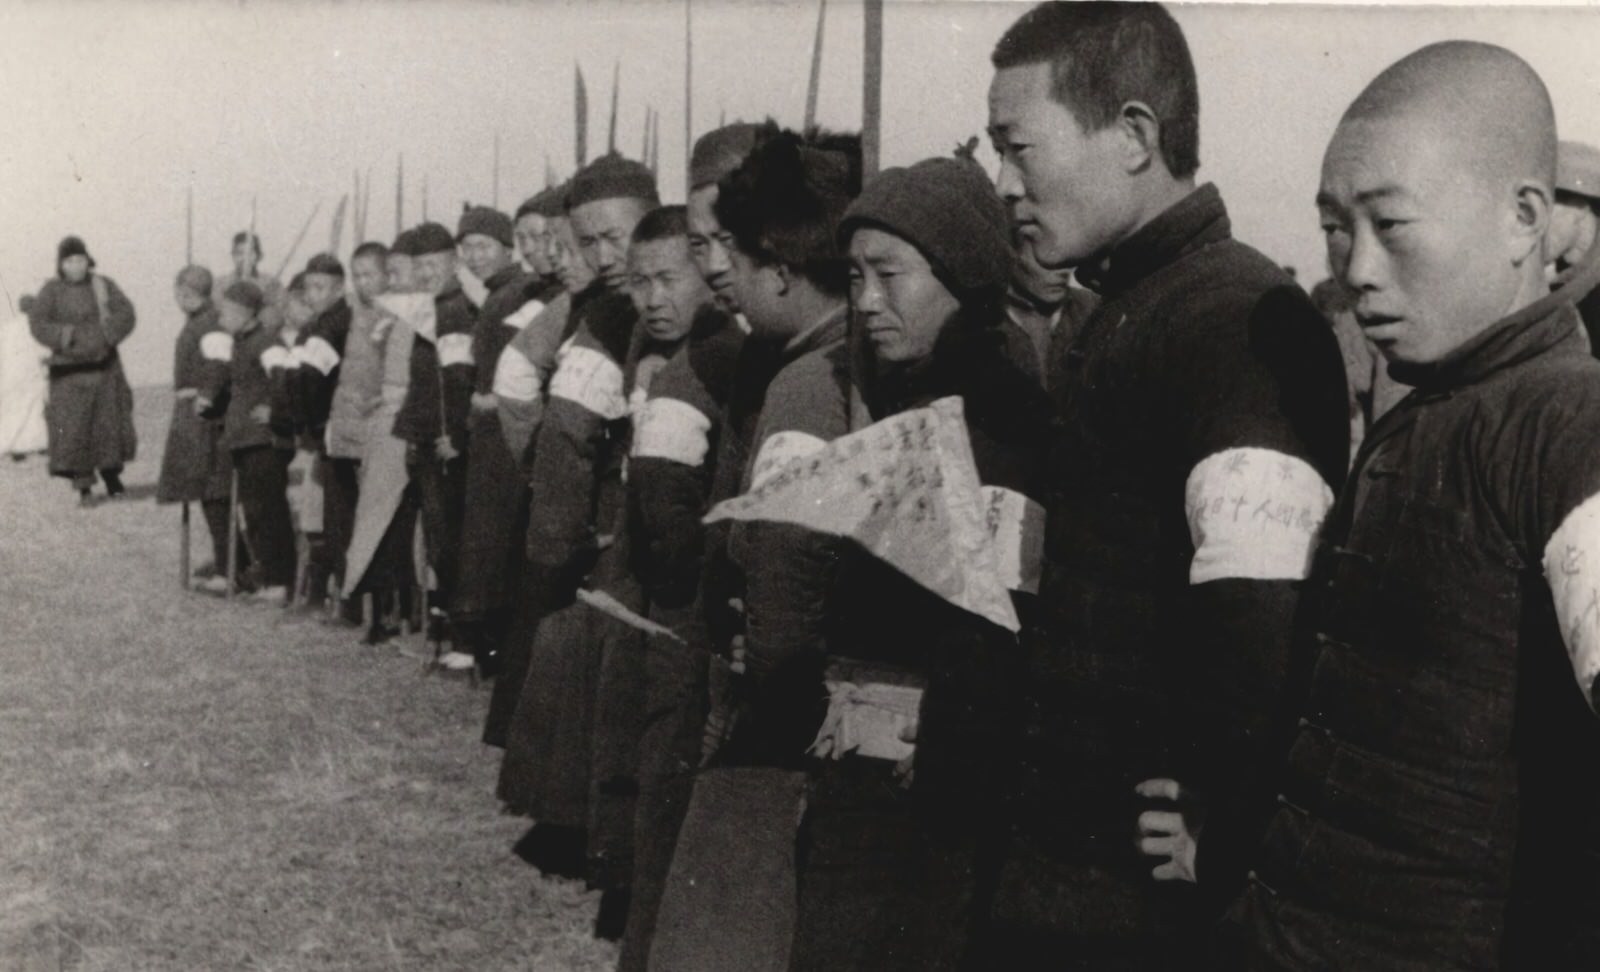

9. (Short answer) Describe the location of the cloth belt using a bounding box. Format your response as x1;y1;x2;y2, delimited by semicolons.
808;659;925;762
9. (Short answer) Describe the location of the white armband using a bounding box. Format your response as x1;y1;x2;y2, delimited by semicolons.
259;345;291;372
492;346;543;403
1185;447;1332;584
300;336;341;375
632;397;713;467
199;331;234;363
749;430;828;491
505;299;546;331
1544;492;1600;713
437;333;475;368
981;485;1046;594
548;345;627;420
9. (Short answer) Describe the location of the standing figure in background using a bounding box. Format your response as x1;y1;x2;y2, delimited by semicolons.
156;265;237;586
1549;139;1600;341
216;231;288;332
28;236;138;506
0;293;49;461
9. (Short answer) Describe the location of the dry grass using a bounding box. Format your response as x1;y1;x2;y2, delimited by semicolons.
0;389;615;971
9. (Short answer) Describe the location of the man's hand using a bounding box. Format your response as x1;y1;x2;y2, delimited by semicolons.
471;392;497;413
435;435;459;461
250;404;271;426
1135;778;1199;883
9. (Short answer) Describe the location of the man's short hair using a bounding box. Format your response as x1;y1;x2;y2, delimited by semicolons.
631;205;689;246
713;128;863;297
992;1;1199;178
352;241;389;264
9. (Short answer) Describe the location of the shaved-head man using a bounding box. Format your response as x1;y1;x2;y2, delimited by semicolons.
1221;42;1600;971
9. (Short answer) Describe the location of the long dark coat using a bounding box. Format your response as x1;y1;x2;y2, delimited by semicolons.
157;303;232;502
28;274;137;478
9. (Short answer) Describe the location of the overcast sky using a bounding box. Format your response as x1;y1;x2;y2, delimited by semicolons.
3;0;1598;386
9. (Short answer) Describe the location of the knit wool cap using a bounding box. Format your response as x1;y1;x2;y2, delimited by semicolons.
566;153;660;211
457;206;514;247
409;222;457;255
1557;140;1600;203
515;185;568;221
304;252;345;278
175;265;213;296
838;156;1012;294
222;279;265;313
57;235;94;268
690;123;765;191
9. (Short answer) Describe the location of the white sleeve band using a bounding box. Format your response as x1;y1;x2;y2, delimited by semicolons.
492;346;542;403
981;485;1046;594
1185;447;1332;584
632;397;713;467
548;344;627;420
505;299;546;331
199;331;234;363
1544;491;1600;713
437;333;475;368
259;345;291;372
749;430;829;491
301;336;341;375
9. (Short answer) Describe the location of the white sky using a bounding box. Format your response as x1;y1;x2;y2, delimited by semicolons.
2;0;1598;386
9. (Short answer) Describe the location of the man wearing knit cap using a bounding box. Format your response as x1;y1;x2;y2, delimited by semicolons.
454;205;538;672
646;128;861;971
197;280;297;600
984;4;1347;966
216;231;287;332
490;154;656;919
158;265;237;587
514;186;567;283
1550;139;1600;343
393;221;479;666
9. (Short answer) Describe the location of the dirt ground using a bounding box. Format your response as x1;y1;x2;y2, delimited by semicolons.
0;388;614;971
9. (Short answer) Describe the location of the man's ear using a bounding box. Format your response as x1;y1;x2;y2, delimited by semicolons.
772;262;792;298
1510;179;1552;267
1118;100;1163;175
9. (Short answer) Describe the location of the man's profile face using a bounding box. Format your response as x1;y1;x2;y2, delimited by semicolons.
303;273;343;314
352;255;387;303
514;214;555;278
1318;115;1520;367
1548;195;1599;267
688;184;739;310
989;61;1131;270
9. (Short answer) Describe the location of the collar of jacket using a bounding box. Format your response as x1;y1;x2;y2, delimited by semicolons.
316;296;350;326
1075;183;1230;299
1388;286;1590;394
484;264;523;294
783;304;848;360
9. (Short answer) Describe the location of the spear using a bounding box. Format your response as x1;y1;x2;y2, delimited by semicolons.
274;201;322;280
422;174;430;222
863;0;883;177
352;168;362;247
642;106;652;163
396;153;405;236
575;63;589;167
805;0;827;131
185;183;194;264
492;132;501;209
357;165;372;243
608;60;620;155
329;193;349;256
544;154;555;189
650;108;661;173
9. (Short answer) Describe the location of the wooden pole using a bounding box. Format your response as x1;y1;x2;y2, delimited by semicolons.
805;0;827;131
492;132;501;209
422;174;430;222
185;184;194;264
396;153;405;236
685;0;693;199
608;60;620;156
863;0;883;178
329;194;349;256
274;201;322;281
226;470;239;600
180;502;191;589
576;63;589;168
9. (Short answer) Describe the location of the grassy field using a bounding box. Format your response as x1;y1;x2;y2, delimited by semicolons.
0;388;613;971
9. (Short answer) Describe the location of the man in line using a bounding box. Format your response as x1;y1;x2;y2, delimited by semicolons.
454;206;537;674
981;4;1348;966
216;231;287;332
288;253;353;613
1221;41;1600;971
392;222;477;669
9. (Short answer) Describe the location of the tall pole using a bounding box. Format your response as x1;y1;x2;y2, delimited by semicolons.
862;0;883;178
685;0;693;199
805;0;827;131
396;153;405;236
492;132;501;209
422;174;430;222
576;63;590;168
608;60;620;156
185;184;194;264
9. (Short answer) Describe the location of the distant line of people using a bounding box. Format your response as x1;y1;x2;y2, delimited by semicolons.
27;3;1600;969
